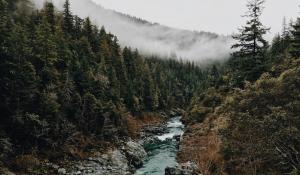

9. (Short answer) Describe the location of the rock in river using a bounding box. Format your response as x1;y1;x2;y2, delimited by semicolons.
165;162;199;175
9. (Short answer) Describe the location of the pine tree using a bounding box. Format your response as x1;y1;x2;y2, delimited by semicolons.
55;26;72;71
74;15;83;39
0;0;12;126
280;17;292;53
290;17;300;58
230;0;269;84
270;33;282;56
62;0;73;35
83;17;92;42
209;65;221;87
232;0;269;58
282;18;291;40
33;17;58;86
2;23;37;114
83;17;99;53
73;37;95;92
111;36;128;98
0;0;208;164
143;64;157;110
44;2;55;32
0;0;10;52
81;93;103;134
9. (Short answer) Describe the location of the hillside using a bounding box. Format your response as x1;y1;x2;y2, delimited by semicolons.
0;0;206;174
1;0;300;175
177;0;300;174
32;0;233;62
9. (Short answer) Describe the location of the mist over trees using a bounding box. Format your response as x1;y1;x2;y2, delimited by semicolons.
32;0;233;62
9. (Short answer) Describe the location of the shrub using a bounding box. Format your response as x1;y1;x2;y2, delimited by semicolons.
12;155;40;172
189;106;212;123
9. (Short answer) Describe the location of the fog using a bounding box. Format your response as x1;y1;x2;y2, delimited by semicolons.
32;0;233;62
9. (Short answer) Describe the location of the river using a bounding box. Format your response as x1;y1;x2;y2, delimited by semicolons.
135;116;184;175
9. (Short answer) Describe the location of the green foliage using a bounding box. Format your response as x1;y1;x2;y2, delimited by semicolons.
231;0;269;58
188;106;212;123
221;62;300;174
184;2;300;175
290;18;300;58
230;0;269;86
0;0;204;165
62;0;73;35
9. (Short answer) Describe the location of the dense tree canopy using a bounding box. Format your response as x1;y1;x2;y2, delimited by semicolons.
0;0;204;169
290;17;300;58
1;1;300;175
183;1;300;174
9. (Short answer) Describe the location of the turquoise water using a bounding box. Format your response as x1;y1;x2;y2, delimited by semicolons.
135;117;184;175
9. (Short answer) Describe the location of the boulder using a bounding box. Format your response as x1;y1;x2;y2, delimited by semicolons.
165;162;199;175
110;150;130;170
0;168;15;175
122;141;147;168
159;112;168;119
165;167;182;175
67;149;132;175
169;108;185;118
173;135;181;142
139;136;161;145
58;168;66;175
170;110;178;118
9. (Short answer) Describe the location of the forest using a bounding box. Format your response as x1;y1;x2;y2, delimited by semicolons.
180;0;300;174
0;0;299;174
0;0;205;173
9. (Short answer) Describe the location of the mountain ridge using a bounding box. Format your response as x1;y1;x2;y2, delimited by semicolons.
33;0;233;62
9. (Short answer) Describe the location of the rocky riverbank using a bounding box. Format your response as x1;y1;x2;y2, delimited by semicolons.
0;109;190;175
165;162;199;175
65;109;186;175
0;140;148;175
135;108;202;175
62;113;172;175
176;110;226;175
65;140;147;175
163;110;202;175
64;109;181;175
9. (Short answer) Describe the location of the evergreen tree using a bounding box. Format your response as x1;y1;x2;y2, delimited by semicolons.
209;65;221;87
43;2;55;32
281;17;291;50
83;17;92;42
143;64;158;110
32;16;58;88
270;33;282;56
81;93;103;134
74;15;83;39
55;26;72;71
232;0;269;58
0;0;207;169
0;0;10;54
230;0;270;85
111;36;128;98
290;17;300;58
62;0;73;35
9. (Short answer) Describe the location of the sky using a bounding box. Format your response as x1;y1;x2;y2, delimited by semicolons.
91;0;299;39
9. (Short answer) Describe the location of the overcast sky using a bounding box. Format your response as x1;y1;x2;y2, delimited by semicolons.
91;0;299;39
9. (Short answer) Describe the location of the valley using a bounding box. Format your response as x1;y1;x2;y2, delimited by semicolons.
0;0;300;175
